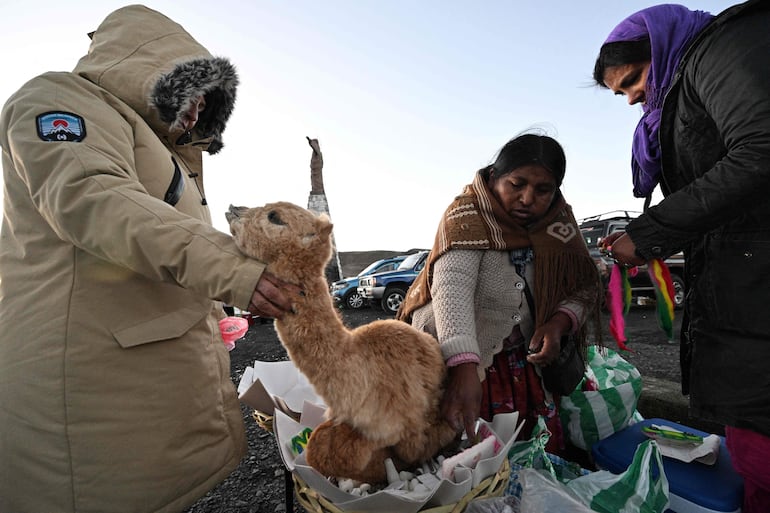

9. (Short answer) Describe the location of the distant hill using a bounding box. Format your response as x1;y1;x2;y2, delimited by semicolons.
337;249;428;278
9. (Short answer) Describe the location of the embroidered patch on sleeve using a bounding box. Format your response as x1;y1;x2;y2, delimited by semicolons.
36;112;87;142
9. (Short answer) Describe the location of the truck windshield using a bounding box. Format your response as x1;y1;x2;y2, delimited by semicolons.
398;252;423;269
359;259;394;276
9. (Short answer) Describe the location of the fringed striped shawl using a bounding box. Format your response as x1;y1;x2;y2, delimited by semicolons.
398;170;603;350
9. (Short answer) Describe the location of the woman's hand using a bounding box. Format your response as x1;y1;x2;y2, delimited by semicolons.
248;271;303;320
602;231;645;267
441;362;482;440
526;311;571;366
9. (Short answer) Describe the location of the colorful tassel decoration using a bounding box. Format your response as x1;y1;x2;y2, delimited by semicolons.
647;259;676;341
607;264;633;352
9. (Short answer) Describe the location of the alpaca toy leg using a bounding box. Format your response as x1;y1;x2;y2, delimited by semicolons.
305;420;396;483
393;420;460;465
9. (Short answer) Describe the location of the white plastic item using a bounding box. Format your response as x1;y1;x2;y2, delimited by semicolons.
518;468;592;513
440;435;498;480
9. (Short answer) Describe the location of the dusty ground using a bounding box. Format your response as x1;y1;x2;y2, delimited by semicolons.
183;302;684;513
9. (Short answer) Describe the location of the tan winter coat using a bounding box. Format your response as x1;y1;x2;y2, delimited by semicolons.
0;6;265;512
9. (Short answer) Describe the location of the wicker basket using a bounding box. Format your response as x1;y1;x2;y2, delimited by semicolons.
252;410;274;433
292;457;511;513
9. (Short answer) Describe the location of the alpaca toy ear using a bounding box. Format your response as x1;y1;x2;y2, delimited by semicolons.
317;214;333;237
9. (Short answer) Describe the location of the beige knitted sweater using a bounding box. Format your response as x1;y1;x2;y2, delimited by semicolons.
410;249;585;380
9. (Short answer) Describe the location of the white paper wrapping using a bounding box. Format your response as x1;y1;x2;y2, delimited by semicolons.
275;405;524;512
237;360;325;416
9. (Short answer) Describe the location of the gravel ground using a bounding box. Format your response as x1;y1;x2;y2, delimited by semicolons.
184;304;683;513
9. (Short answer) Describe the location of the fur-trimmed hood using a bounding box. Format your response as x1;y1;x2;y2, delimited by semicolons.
73;5;237;154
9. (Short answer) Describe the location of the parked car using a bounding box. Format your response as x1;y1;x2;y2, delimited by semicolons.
358;250;429;314
330;255;406;309
579;211;685;308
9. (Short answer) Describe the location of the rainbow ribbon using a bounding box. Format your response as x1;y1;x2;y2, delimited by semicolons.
607;264;633;351
647;258;675;341
606;258;676;349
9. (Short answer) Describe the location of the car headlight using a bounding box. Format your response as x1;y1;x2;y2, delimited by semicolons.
331;283;346;292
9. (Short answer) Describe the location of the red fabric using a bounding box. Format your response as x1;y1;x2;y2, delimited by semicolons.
725;425;770;513
479;341;565;456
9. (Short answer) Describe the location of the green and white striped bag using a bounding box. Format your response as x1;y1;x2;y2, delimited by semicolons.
566;439;670;513
507;416;591;498
559;345;643;451
518;439;669;513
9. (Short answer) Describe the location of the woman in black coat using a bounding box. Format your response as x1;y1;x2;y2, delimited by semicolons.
592;1;770;511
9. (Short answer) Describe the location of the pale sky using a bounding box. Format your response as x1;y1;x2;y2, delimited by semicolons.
0;1;735;252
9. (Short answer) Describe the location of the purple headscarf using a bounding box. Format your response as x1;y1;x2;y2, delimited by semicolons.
604;4;714;197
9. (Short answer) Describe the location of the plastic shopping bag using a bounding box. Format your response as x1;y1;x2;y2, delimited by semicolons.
506;416;590;499
559;345;643;450
518;440;669;513
566;439;670;513
464;495;521;513
518;468;593;512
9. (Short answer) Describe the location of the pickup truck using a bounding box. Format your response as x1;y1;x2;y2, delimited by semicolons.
329;255;406;309
579;211;685;308
358;250;429;314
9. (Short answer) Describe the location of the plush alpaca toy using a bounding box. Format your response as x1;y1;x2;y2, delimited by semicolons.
226;202;458;483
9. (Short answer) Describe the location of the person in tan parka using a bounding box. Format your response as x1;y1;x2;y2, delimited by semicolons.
0;5;298;513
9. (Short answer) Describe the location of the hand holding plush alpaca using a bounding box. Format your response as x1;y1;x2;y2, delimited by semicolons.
226;202;458;483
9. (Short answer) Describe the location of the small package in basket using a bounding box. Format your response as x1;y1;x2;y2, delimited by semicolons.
274;402;524;513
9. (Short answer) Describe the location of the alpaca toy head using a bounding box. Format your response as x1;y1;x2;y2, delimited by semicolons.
226;201;334;277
